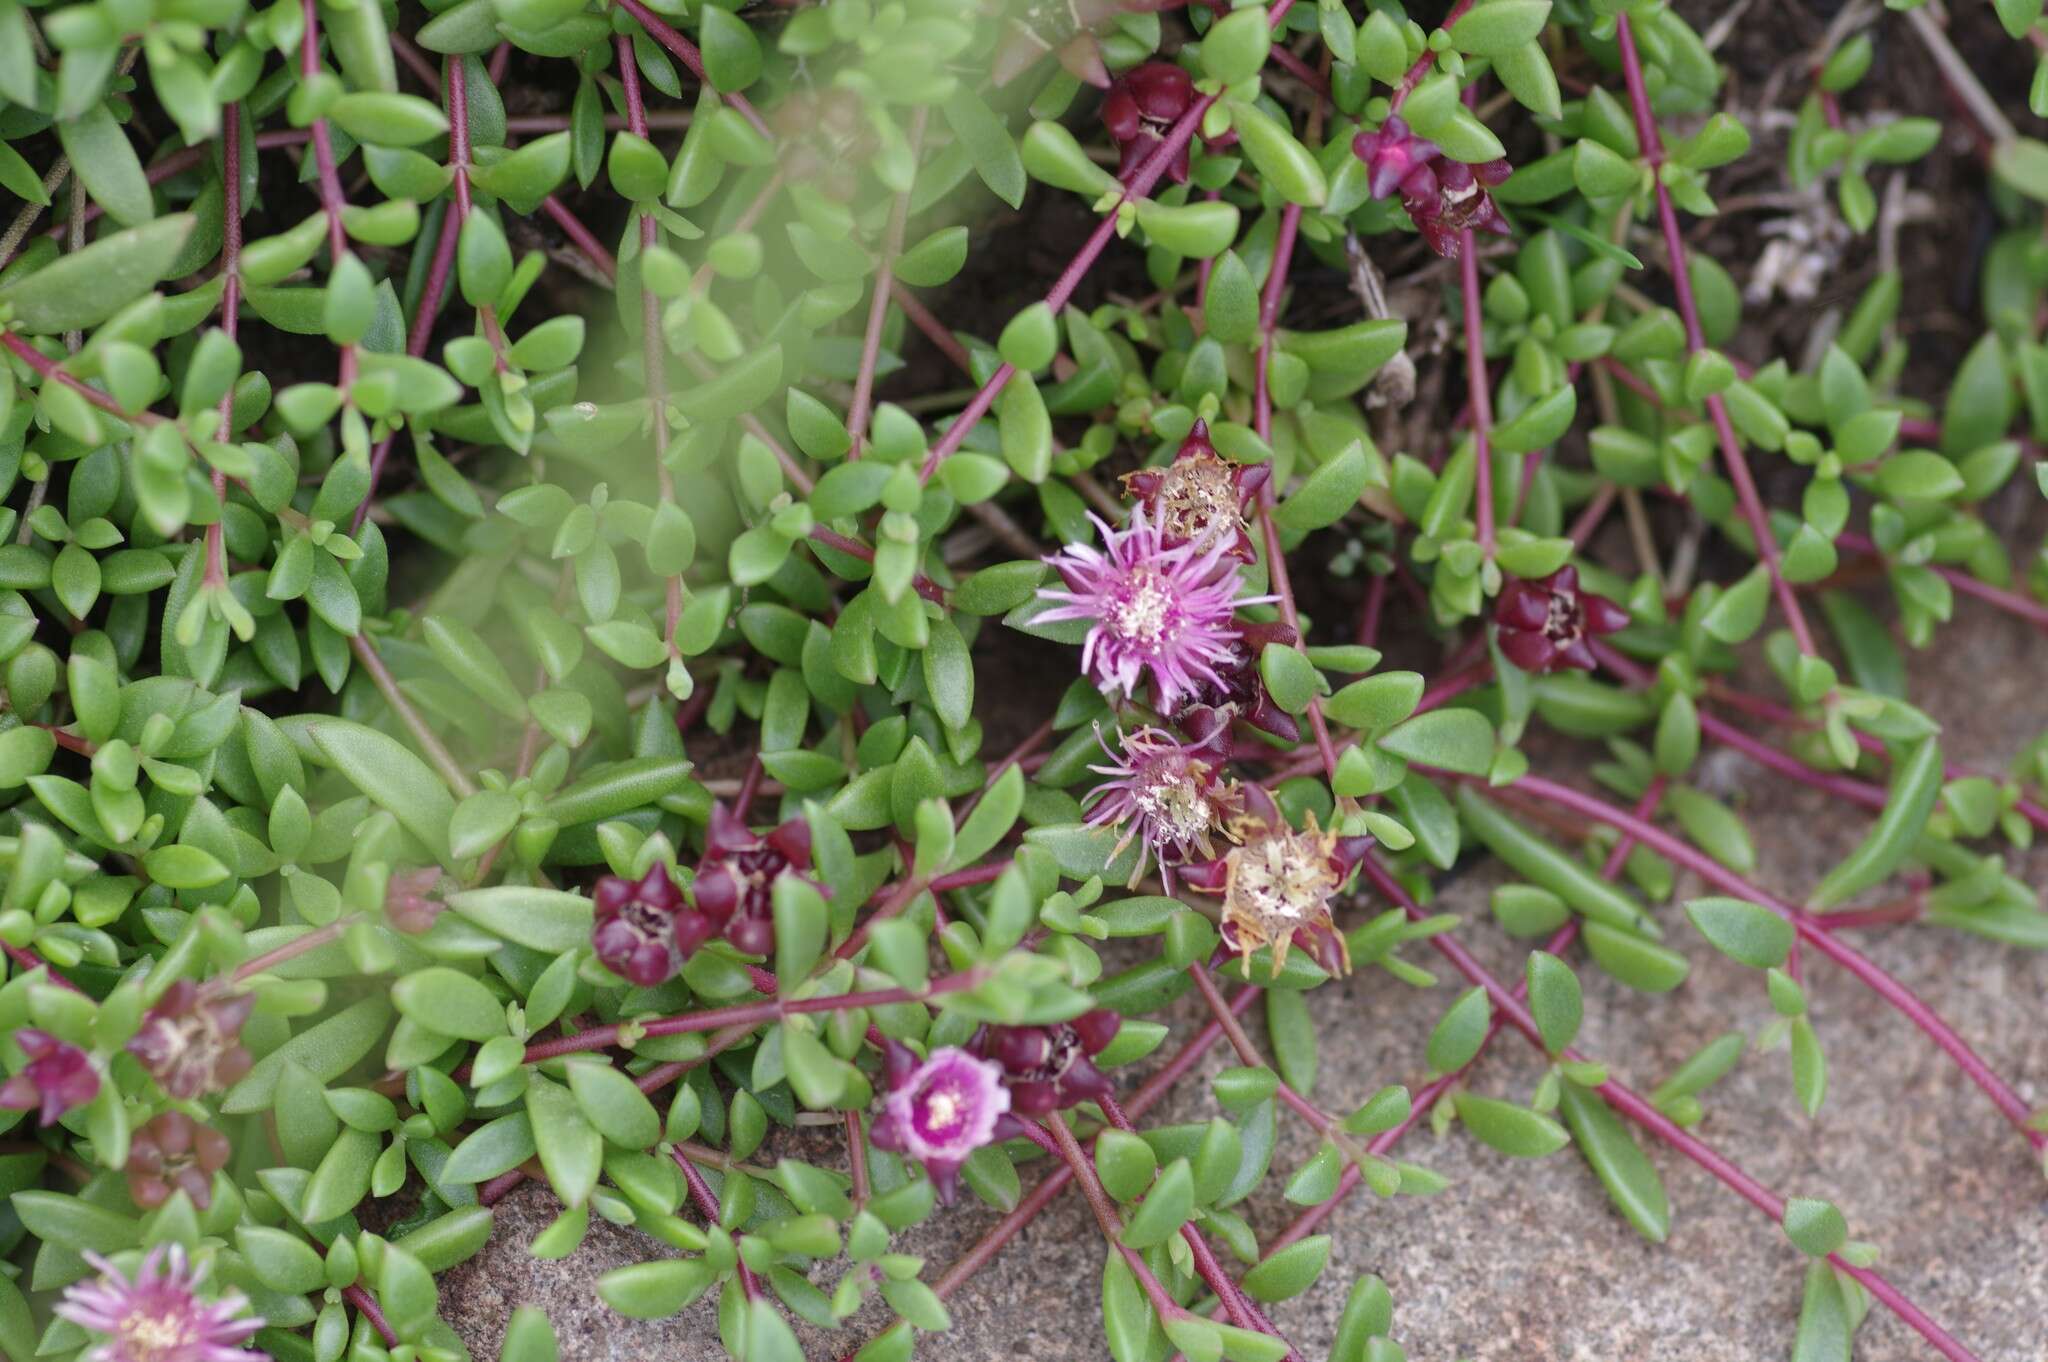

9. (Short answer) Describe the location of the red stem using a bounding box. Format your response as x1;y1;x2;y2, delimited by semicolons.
611;0;771;138
1613;14;1817;658
1357;854;1985;1362
302;0;356;393
1488;771;2045;1152
1253;202;1341;780
343;1283;399;1347
1836;531;2048;633
1459;234;1496;554
1260;779;1663;1253
674;1148;763;1300
915;0;1298;486
1386;0;1475;112
3;944;85;994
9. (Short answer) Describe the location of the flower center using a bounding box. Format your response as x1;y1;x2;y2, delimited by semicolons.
1110;568;1174;648
913;1079;975;1140
1544;593;1581;644
120;1306;197;1360
1134;765;1212;844
1232;832;1338;926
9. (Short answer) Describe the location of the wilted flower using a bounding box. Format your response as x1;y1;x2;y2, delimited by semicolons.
1353;115;1512;259
1102;61;1198;185
128;982;255;1102
126;1112;231;1211
1182;785;1370;975
973;1010;1121;1116
1494;565;1630;673
383;866;446;935
56;1244;263;1362
1;1029;99;1126
692;803;815;957
1085;723;1240;889
1120;421;1271;562
1183;619;1303;743
1038;506;1268;713
591;864;693;988
870;1042;1015;1204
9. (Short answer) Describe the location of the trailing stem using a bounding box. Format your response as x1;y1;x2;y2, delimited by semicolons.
1357;855;1983;1362
1612;14;1819;659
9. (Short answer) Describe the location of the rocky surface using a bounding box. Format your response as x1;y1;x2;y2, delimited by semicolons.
440;594;2048;1361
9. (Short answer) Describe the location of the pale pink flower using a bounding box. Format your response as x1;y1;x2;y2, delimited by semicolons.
1084;723;1240;889
1037;506;1269;712
56;1245;264;1362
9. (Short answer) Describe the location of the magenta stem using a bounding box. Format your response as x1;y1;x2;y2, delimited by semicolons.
674;1148;763;1300
513;969;986;1064
1458;234;1496;554
1613;14;1817;658
1836;531;2048;632
915;0;1298;486
1259;778;1664;1253
611;0;771;137
1386;0;1475;112
1357;855;1983;1362
1485;771;2045;1152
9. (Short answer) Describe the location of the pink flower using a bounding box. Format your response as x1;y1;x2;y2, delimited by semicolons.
972;1010;1121;1117
1120;420;1271;563
0;1029;99;1126
1494;565;1630;673
1102;61;1197;186
869;1043;1015;1204
1353;115;1512;259
55;1245;263;1362
128;982;254;1101
1038;506;1270;713
690;803;815;957
1085;723;1240;889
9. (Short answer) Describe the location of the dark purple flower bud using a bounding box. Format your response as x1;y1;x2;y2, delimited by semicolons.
690;803;816;958
972;1010;1122;1118
127;982;254;1102
1120;421;1273;563
869;1040;1013;1205
591;865;693;988
126;1111;232;1211
1354;115;1513;260
1182;617;1303;743
1102;61;1197;186
1493;565;1631;673
0;1029;99;1126
1352;116;1439;200
1181;784;1370;977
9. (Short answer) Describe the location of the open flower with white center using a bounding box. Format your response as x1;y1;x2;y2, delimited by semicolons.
1182;785;1372;976
869;1042;1015;1204
56;1245;263;1362
1037;506;1269;713
1085;722;1241;890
